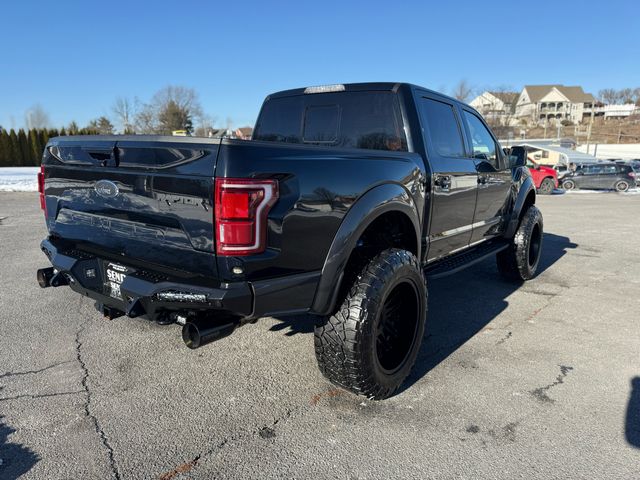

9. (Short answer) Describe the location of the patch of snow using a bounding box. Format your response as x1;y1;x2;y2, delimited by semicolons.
562;189;609;194
561;187;640;195
0;167;40;192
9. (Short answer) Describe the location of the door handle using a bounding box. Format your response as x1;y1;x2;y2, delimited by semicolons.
434;175;452;189
478;175;488;185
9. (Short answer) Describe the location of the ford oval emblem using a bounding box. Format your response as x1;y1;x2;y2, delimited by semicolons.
95;180;119;198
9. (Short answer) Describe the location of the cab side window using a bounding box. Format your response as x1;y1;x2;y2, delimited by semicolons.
462;111;499;169
420;98;466;158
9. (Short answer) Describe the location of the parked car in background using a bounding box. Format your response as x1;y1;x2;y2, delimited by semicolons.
526;158;558;194
562;163;636;192
554;164;570;181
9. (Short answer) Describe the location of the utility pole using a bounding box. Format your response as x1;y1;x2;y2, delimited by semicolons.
585;101;595;154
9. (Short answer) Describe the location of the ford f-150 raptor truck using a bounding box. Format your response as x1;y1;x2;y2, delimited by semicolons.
36;83;542;399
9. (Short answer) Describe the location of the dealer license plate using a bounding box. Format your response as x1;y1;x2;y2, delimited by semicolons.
104;262;130;300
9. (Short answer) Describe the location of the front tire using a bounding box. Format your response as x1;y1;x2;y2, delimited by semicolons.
497;206;544;282
562;179;576;190
538;177;555;195
314;248;427;400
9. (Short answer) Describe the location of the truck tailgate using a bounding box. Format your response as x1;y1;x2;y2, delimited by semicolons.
42;136;221;281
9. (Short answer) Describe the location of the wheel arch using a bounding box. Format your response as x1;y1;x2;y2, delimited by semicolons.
505;176;536;239
310;183;421;316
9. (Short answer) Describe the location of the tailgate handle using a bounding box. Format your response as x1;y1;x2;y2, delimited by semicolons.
83;147;120;167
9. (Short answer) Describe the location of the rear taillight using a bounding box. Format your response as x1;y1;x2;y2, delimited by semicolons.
214;178;278;255
37;165;46;213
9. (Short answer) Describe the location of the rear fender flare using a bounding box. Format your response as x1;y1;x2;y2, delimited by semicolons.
310;183;421;316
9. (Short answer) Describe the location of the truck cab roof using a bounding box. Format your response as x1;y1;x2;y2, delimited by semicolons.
266;82;467;107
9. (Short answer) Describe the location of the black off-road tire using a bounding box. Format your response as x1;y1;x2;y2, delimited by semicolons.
497;205;544;282
538;177;555;195
314;248;427;400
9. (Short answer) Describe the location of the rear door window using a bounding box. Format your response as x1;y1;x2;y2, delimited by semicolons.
585;165;603;175
420;98;465;157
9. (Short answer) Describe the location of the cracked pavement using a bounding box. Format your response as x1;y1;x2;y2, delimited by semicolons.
1;192;639;479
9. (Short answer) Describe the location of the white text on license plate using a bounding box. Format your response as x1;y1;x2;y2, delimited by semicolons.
106;263;128;300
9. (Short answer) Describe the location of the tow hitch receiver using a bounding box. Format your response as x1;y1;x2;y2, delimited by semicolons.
100;304;124;320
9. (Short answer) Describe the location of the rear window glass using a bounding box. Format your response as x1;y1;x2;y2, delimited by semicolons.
303;105;339;143
253;91;407;151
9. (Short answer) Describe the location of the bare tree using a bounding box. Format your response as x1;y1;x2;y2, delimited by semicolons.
134;103;157;134
599;89;620;105
25;104;50;129
452;80;474;103
619;88;634;104
194;114;217;137
633;88;640;106
112;97;137;134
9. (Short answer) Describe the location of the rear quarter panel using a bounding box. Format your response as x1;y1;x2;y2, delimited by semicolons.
215;139;426;282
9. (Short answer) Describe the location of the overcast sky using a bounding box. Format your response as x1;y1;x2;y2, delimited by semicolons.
1;0;639;130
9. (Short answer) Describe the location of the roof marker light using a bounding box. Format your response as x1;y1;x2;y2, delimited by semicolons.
304;84;346;94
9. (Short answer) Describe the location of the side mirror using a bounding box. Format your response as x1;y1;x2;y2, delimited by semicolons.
508;146;526;168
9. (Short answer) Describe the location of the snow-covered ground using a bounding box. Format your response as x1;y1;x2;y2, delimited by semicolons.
0;167;39;192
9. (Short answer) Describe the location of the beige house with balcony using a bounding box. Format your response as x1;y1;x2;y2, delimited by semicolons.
514;85;595;125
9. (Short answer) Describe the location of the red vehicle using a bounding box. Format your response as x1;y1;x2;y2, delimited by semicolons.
526;158;558;195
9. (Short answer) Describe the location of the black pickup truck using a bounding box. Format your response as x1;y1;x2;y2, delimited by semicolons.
37;83;541;399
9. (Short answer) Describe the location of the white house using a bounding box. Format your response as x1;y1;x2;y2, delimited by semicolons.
469;91;518;125
602;104;639;119
514;85;596;125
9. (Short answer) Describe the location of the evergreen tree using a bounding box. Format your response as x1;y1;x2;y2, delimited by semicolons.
29;129;42;165
158;100;193;134
17;129;30;165
67;121;79;135
40;129;49;150
9;129;20;166
0;129;9;166
86;117;115;134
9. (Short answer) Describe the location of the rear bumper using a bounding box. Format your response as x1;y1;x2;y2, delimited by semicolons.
40;238;320;321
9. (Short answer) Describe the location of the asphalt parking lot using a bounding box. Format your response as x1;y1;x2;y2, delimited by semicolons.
1;191;639;479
